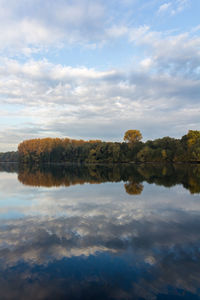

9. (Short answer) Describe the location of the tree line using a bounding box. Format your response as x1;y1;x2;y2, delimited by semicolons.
16;130;200;164
0;130;200;164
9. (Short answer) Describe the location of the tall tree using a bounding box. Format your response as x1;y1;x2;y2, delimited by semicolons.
123;130;142;144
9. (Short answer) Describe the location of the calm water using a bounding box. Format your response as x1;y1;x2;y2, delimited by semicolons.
0;163;200;300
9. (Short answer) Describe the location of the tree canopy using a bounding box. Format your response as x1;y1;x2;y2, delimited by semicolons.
123;130;142;144
6;129;199;164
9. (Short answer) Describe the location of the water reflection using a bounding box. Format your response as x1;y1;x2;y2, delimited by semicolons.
15;163;200;194
124;181;143;194
0;163;200;299
0;214;200;299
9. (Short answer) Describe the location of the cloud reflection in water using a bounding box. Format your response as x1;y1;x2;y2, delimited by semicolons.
0;163;199;299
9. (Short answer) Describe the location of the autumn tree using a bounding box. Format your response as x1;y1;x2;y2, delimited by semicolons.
186;130;200;161
187;130;200;147
123;130;142;144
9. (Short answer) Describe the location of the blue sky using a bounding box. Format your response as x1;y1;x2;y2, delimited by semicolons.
0;0;200;151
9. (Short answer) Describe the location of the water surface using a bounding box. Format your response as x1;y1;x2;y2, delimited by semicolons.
0;163;200;299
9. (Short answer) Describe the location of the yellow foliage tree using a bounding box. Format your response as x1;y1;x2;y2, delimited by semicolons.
123;130;142;144
187;130;200;147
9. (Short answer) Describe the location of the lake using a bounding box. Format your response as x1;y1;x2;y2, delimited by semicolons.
0;163;200;300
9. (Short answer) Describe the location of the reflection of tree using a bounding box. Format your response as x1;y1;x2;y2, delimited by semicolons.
8;163;200;194
17;164;125;188
18;170;71;187
18;168;97;187
124;182;143;195
18;165;145;195
0;163;18;173
188;180;200;194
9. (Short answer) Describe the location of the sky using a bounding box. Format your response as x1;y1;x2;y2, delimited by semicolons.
0;0;200;151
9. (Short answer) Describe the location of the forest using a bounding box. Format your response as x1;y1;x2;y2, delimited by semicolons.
17;130;200;164
0;130;200;164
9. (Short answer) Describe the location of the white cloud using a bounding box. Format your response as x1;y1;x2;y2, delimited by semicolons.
170;0;189;15
0;0;199;151
158;2;172;14
140;58;153;69
106;25;128;38
128;27;200;78
129;25;150;42
157;0;189;16
0;0;193;56
174;0;189;13
0;55;199;151
0;0;107;52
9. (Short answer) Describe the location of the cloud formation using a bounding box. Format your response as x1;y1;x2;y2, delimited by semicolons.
157;0;189;15
0;183;199;299
158;2;172;14
0;164;200;299
0;0;199;151
0;51;200;150
0;0;107;52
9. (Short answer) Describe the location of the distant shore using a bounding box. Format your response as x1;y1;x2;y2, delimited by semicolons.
1;130;200;164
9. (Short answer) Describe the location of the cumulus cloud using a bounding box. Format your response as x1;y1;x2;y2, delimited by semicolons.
0;0;107;52
0;52;200;151
128;27;200;78
0;0;199;151
0;0;191;53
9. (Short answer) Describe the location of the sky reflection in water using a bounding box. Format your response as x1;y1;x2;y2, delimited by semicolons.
0;163;200;300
